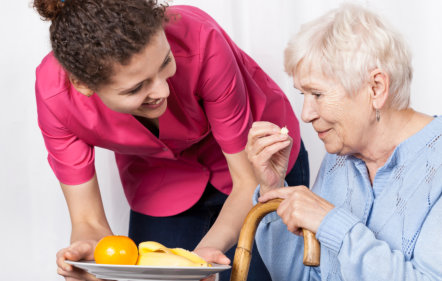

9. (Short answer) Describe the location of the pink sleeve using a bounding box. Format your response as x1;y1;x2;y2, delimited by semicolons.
197;26;253;154
36;81;95;185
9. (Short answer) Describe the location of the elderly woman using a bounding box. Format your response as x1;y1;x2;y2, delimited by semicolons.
246;3;442;281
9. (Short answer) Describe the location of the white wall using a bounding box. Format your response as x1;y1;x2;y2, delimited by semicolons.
1;0;441;280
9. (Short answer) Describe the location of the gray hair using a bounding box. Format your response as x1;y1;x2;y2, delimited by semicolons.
284;3;412;109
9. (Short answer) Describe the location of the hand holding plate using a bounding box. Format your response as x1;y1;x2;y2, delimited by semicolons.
56;240;106;281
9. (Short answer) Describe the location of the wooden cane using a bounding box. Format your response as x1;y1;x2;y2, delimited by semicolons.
229;199;320;281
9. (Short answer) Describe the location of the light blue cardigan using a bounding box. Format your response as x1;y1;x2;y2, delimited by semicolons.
254;116;442;281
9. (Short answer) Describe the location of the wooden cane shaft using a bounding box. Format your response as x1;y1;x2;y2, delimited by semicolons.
229;247;252;281
230;199;320;281
302;229;321;266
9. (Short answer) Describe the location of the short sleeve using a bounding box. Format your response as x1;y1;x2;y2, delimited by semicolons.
35;79;95;185
197;25;252;154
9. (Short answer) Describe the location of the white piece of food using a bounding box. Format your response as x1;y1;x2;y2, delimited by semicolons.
280;126;289;135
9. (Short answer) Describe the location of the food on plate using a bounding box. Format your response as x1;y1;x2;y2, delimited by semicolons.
138;240;172;255
94;235;138;265
280;126;289;135
169;247;209;265
93;237;210;267
136;241;211;267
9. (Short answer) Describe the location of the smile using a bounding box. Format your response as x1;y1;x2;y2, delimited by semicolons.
317;129;331;139
141;98;165;109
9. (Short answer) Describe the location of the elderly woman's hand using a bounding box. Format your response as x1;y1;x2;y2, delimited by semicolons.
246;121;292;195
259;186;334;235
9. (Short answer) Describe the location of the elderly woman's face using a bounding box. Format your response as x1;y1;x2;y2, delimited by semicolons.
293;66;372;155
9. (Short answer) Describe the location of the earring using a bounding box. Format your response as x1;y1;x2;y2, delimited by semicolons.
376;109;380;122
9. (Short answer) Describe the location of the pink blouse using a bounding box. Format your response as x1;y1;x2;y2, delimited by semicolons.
35;5;301;216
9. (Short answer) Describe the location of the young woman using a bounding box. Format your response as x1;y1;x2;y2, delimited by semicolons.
34;0;308;280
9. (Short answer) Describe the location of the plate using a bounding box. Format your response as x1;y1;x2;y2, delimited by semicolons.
66;260;231;281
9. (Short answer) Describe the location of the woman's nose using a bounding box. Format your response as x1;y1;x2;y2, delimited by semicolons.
150;78;170;99
301;95;318;123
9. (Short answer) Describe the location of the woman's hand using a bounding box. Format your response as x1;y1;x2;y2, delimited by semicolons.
201;275;217;281
259;186;334;235
246;121;292;195
57;175;114;280
194;247;230;281
56;240;109;281
194;246;231;265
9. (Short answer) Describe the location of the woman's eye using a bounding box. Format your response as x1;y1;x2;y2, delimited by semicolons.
312;92;322;98
160;56;172;70
165;56;172;65
129;84;143;95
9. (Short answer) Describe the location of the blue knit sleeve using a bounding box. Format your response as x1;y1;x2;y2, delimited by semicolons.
331;196;442;281
317;138;442;280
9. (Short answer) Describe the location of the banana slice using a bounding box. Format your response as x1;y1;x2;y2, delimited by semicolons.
137;252;199;267
136;241;210;267
138;241;172;254
170;248;211;267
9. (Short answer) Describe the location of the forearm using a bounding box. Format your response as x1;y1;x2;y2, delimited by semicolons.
61;174;113;243
195;150;258;252
196;187;254;252
70;221;113;243
319;207;441;281
339;224;434;280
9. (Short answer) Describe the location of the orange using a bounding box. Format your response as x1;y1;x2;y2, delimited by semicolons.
94;235;139;265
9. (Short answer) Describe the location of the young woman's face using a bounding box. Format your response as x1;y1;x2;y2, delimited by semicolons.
293;65;373;156
96;30;176;119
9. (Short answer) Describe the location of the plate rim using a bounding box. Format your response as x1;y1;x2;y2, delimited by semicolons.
66;260;231;270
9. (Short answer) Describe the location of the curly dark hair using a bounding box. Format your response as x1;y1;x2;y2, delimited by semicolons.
33;0;168;90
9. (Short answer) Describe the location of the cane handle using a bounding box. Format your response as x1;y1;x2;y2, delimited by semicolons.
229;199;320;281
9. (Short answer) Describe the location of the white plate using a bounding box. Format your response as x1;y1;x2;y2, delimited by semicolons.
66;260;231;281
